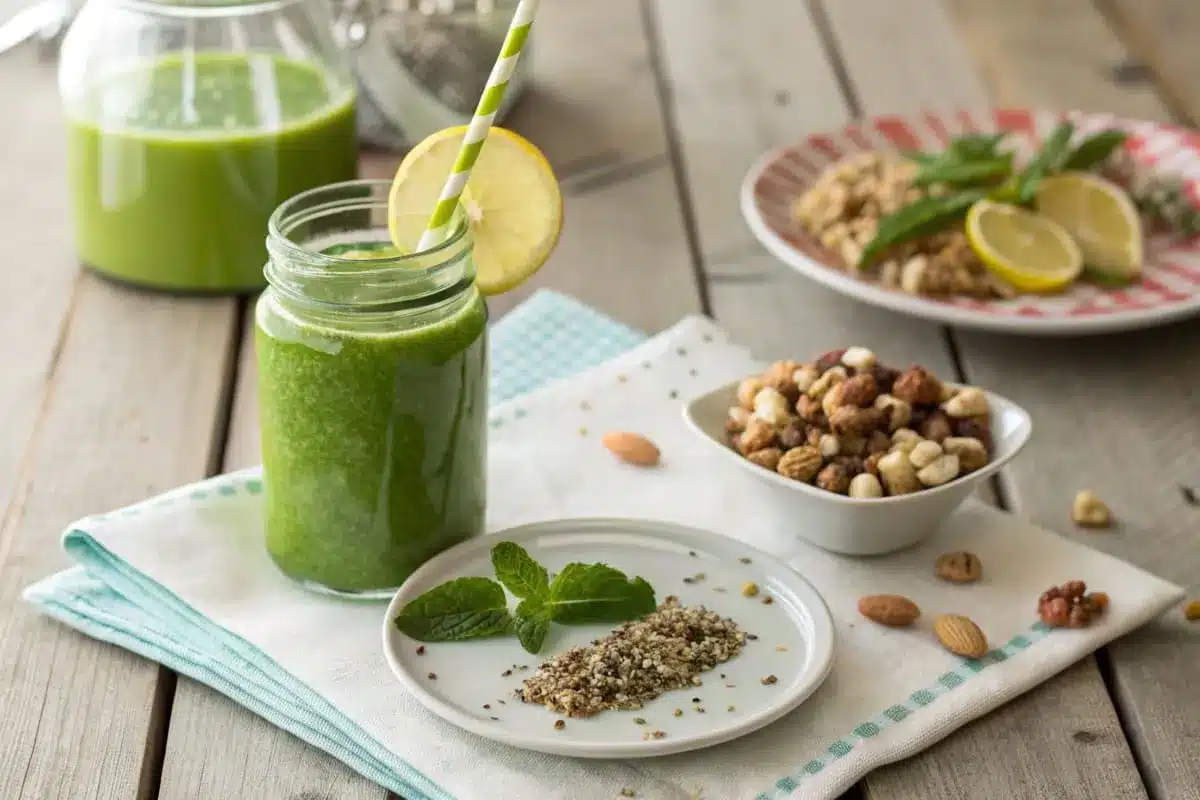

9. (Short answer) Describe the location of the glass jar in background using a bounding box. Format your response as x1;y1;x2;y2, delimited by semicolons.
257;179;488;597
58;0;360;294
338;0;530;151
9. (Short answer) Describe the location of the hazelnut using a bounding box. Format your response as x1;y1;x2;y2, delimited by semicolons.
866;430;892;455
907;440;944;470
818;434;840;458
1072;490;1112;528
870;364;901;394
840;435;867;456
778;420;808;450
874;393;913;431
815;349;848;374
763;360;803;402
892;366;943;406
796;395;827;426
746;448;783;471
917;454;960;486
738;417;777;454
848;472;884;499
942;387;988;418
839;374;879;407
830;406;885;438
792;364;820;393
737;377;765;409
841;346;877;372
753;387;792;426
919;410;954;443
807;366;847;400
816;463;851;494
942;437;988;472
777;446;823;483
878;451;922;495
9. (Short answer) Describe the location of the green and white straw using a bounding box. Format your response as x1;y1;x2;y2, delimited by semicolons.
416;0;541;252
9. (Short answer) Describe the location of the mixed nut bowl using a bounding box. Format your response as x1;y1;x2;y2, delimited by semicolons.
684;347;1032;555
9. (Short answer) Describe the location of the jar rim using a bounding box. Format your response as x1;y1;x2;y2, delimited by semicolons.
101;0;307;20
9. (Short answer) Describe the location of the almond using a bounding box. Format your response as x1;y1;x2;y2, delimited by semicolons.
857;594;920;627
601;432;661;467
934;614;988;658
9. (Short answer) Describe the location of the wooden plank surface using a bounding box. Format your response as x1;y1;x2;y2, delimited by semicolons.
1102;0;1200;122
0;44;241;799
943;3;1200;796
155;0;703;795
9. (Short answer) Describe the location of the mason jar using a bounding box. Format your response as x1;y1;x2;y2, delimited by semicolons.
58;0;359;294
257;179;488;596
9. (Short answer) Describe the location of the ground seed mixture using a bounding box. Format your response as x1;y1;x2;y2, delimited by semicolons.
516;597;746;717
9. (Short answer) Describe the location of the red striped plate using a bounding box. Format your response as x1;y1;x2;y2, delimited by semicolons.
741;108;1200;335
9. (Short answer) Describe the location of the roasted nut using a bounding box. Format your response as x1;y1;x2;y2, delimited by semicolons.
841;346;877;372
1184;600;1200;622
834;455;866;476
737;377;764;409
890;428;924;454
763;360;803;402
839;435;867;456
874;393;913;431
753;387;792;426
829;406;885;438
738;417;777;454
849;472;884;499
907;440;943;470
839;373;879;407
942;387;988;418
917;453;960;486
796;395;827;426
1072;490;1112;528
726;406;751;434
806;426;824;447
818;433;840;458
866;430;892;455
778;420;808;450
953;416;993;454
919;410;954;443
822;382;847;418
816;463;851;494
1038;581;1103;628
815;349;848;374
807;366;847;400
747;447;783;471
864;452;884;476
892;366;943;406
935;551;983;583
942;437;988;472
870;364;901;394
792;364;820;393
878;451;921;495
777;446;823;483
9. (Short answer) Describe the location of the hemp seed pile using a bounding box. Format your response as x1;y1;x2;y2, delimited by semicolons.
516;597;746;718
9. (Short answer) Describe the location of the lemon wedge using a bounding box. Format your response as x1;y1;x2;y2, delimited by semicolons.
965;200;1083;293
1035;172;1143;280
387;126;563;295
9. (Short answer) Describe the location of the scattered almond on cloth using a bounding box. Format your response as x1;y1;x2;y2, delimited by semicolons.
934;614;989;659
601;431;661;467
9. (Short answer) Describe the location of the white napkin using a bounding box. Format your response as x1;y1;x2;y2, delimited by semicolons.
27;314;1185;800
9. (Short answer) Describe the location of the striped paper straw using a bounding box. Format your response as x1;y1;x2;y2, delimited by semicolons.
415;0;541;251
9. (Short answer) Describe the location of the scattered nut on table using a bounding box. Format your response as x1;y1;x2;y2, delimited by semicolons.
1072;490;1112;528
726;350;993;497
1037;580;1109;628
935;551;983;583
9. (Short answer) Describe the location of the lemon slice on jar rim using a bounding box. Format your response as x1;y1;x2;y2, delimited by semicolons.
387;126;563;295
965;200;1083;293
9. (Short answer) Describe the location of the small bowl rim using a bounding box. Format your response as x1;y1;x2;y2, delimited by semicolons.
682;379;1032;506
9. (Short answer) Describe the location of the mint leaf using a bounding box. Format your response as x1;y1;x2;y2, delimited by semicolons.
1017;121;1074;204
514;598;551;654
547;563;657;625
491;541;550;600
393;577;512;642
1063;130;1127;172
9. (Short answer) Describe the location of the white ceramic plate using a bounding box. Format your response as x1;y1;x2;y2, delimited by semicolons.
742;107;1200;335
382;518;835;759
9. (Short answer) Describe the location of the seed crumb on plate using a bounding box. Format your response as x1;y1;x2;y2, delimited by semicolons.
554;719;566;730
761;674;778;686
427;672;437;680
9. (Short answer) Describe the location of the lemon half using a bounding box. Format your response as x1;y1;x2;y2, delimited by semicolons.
1035;172;1143;280
965;200;1083;293
387;126;563;296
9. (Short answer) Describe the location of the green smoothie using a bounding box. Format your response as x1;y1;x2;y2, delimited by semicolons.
255;257;489;593
66;53;358;292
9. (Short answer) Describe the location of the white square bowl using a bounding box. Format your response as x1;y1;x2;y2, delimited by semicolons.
683;381;1033;556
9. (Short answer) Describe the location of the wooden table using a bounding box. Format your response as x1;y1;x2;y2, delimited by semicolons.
2;0;1197;797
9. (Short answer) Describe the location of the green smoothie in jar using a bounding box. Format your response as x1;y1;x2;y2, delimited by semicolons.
257;181;487;595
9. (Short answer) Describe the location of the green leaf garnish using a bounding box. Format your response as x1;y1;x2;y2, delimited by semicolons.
1016;121;1075;204
491;541;550;600
913;154;1013;188
514;598;551;654
858;190;986;268
946;132;1008;161
393;577;513;642
546;563;657;625
1083;267;1138;288
1062;130;1128;172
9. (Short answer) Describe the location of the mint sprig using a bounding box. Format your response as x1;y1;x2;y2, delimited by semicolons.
394;542;657;655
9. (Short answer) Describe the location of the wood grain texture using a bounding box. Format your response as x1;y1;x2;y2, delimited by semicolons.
0;272;238;799
815;1;1151;798
156;1;703;796
1102;0;1200;123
